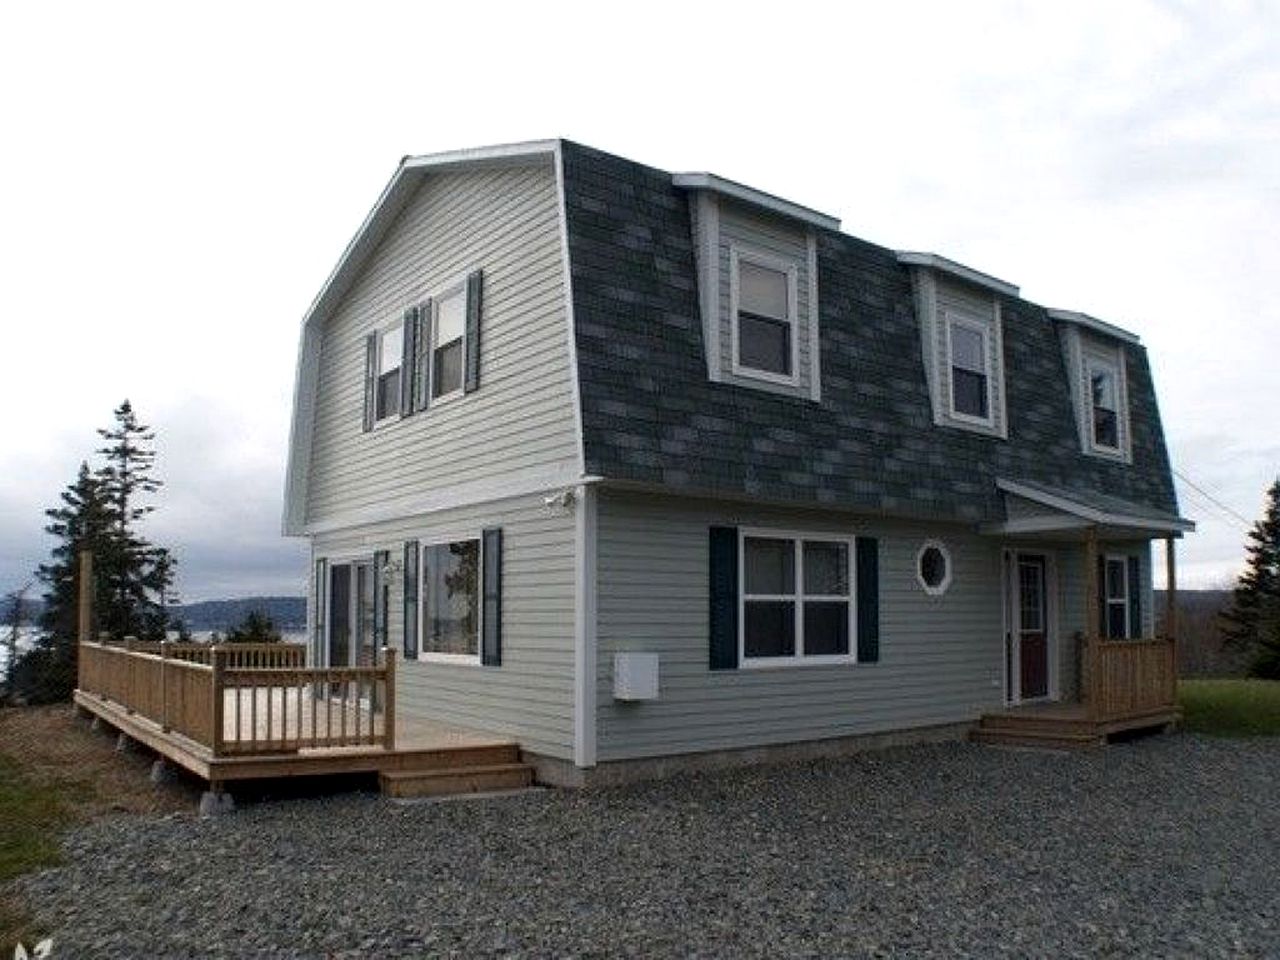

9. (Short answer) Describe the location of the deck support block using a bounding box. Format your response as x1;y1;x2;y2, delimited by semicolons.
115;732;137;754
150;758;176;786
198;788;235;817
90;716;105;733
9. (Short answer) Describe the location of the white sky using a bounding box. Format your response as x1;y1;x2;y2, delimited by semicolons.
1;1;1276;600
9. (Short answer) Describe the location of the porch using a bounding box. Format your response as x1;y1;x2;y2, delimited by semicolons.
974;479;1190;749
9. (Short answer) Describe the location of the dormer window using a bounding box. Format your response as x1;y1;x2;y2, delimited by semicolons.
1089;360;1120;450
947;315;992;422
731;247;798;383
375;322;404;421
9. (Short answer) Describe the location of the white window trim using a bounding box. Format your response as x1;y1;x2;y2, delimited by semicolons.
372;321;404;426
728;245;801;387
737;528;858;669
944;310;996;427
428;277;469;406
1085;355;1123;455
417;532;485;666
1104;553;1131;640
916;539;953;596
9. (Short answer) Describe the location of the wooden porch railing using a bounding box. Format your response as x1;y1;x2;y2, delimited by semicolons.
77;639;396;755
1086;636;1177;721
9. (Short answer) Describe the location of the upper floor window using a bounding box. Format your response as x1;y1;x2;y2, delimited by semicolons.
947;314;992;423
731;247;798;383
1088;359;1120;450
431;286;466;400
375;322;403;422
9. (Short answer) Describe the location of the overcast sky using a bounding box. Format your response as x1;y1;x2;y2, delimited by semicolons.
1;1;1276;601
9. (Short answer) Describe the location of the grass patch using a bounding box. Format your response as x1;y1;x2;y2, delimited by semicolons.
1179;678;1280;736
0;755;70;883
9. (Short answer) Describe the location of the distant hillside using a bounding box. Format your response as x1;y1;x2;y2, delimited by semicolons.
175;597;306;632
2;596;306;632
1155;589;1244;677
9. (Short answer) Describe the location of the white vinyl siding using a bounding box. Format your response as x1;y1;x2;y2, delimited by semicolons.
306;161;579;526
594;490;1007;762
312;492;575;759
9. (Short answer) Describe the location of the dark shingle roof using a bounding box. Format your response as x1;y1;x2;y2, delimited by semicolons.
560;141;1180;525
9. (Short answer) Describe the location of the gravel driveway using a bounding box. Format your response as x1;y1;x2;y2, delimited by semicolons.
18;734;1280;958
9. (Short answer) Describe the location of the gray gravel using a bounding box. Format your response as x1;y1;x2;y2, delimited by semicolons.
16;733;1280;958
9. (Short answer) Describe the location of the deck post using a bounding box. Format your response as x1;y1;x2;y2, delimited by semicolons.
211;645;226;756
160;640;171;732
1084;527;1101;720
77;550;93;691
383;646;397;752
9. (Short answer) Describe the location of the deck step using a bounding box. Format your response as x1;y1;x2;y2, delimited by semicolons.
971;727;1104;750
377;743;521;773
380;762;534;799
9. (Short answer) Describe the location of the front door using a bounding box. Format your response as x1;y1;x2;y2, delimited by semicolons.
1015;554;1049;701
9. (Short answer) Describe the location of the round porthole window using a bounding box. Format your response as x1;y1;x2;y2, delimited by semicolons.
916;540;952;596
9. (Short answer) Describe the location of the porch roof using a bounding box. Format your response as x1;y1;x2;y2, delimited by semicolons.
981;478;1196;539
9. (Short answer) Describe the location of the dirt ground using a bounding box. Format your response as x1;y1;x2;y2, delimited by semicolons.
0;704;198;952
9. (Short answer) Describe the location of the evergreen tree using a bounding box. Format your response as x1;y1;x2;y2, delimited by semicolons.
7;464;111;703
1222;479;1280;678
94;400;176;641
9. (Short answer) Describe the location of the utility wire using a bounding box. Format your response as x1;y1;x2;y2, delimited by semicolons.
1173;468;1254;530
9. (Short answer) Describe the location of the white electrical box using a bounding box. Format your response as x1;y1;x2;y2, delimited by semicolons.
613;653;659;701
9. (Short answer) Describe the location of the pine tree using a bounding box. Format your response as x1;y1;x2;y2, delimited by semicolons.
1222;479;1280;678
94;400;177;641
6;463;111;703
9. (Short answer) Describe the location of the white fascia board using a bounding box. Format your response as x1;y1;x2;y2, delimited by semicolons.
1046;308;1142;345
895;252;1020;298
672;172;841;232
402;139;560;172
996;479;1196;533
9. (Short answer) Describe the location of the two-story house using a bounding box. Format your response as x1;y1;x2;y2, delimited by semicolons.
283;139;1193;786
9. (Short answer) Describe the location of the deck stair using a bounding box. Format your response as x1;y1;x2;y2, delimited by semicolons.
378;743;534;798
972;703;1181;751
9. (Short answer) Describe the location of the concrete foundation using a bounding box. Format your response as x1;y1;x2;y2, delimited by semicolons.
198;789;235;817
526;721;975;789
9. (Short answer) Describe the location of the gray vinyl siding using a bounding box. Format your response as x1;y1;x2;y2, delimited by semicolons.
716;200;815;399
313;492;575;759
306;160;578;525
594;490;1008;761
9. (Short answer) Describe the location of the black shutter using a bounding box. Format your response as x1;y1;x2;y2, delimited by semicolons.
313;558;327;667
362;333;377;432
708;526;738;670
413;298;432;413
464;269;483;394
856;537;880;663
1128;555;1142;639
403;540;419;659
373;549;389;648
399;308;417;419
1097;555;1107;637
482;528;503;666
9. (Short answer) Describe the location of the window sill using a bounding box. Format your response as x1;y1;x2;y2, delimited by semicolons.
416;652;484;667
729;362;801;389
739;655;861;670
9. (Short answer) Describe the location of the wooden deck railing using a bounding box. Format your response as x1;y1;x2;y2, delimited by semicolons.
77;640;396;756
1087;636;1177;721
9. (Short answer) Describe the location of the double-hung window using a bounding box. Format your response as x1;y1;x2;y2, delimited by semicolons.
421;538;480;659
741;532;855;664
1104;556;1130;640
1089;360;1120;451
732;248;797;382
947;314;991;422
375;322;403;422
431;287;466;400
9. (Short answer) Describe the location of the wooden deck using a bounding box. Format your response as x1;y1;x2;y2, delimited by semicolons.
972;699;1182;750
75;639;531;795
